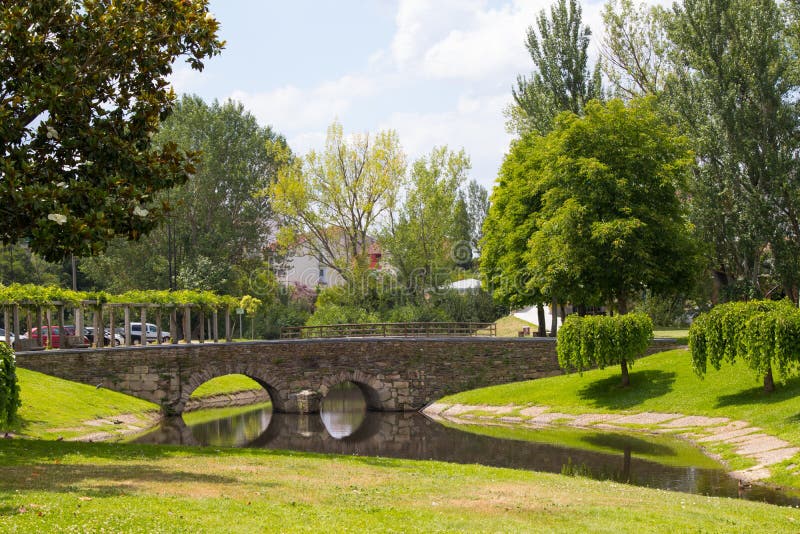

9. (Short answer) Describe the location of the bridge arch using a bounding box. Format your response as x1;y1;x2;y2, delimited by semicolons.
318;371;392;411
180;363;287;414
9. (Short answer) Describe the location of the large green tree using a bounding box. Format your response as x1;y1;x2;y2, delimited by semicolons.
666;0;800;302
481;133;547;335
269;121;406;282
0;1;222;261
382;147;472;294
508;0;601;136
80;96;287;295
523;98;699;316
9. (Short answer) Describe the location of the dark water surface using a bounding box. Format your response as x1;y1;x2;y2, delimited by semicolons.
136;383;800;507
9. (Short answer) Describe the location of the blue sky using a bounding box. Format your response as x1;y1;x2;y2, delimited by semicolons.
172;0;666;189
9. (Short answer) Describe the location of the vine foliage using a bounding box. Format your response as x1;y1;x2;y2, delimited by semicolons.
688;300;800;392
557;313;653;386
0;343;20;429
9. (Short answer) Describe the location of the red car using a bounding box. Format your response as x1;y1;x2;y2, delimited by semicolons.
25;326;89;348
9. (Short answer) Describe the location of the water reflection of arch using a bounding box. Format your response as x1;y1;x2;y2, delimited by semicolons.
318;371;388;411
180;364;285;413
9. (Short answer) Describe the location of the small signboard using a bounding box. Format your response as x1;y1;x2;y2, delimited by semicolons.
236;308;244;315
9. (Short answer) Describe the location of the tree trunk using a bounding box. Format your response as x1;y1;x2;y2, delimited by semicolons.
764;366;775;393
536;303;546;337
549;298;558;337
617;296;628;316
620;358;630;387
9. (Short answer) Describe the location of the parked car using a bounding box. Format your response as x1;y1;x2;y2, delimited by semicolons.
129;322;170;344
0;328;15;346
24;326;89;348
84;327;123;346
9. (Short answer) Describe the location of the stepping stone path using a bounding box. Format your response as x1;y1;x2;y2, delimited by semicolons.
424;403;800;482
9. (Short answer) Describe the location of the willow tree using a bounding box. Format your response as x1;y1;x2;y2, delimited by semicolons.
268;121;406;282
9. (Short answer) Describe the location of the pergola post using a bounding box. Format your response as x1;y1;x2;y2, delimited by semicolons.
139;307;147;345
156;309;163;345
212;309;219;343
57;305;65;348
108;307;115;347
3;307;9;345
13;305;19;345
36;307;43;348
45;308;52;348
170;307;177;344
225;306;231;342
94;305;102;347
124;306;131;346
183;305;191;344
198;310;205;344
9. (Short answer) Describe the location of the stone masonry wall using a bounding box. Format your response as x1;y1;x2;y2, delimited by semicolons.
15;337;684;414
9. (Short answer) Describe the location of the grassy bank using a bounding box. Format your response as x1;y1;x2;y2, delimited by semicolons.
11;369;265;440
439;349;800;444
11;369;159;440
0;438;797;532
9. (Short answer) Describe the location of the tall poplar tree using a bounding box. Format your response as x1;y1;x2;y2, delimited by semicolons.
508;0;601;136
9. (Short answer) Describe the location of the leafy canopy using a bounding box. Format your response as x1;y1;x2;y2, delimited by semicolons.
0;1;223;261
269;121;406;281
525;98;699;312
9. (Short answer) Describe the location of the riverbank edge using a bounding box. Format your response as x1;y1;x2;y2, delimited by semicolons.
423;402;800;490
60;389;270;443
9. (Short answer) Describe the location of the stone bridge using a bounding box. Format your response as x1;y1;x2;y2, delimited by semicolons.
15;337;683;414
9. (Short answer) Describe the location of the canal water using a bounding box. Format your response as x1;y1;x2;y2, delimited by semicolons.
136;383;799;507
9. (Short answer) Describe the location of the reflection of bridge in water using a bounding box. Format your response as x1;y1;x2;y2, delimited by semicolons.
134;408;789;503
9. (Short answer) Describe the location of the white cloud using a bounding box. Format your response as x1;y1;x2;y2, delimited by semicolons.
169;65;208;95
228;74;378;132
380;91;513;188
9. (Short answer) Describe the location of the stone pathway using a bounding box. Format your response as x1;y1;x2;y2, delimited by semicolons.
424;403;800;482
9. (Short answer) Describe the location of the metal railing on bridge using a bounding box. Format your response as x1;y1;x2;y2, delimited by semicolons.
280;322;496;339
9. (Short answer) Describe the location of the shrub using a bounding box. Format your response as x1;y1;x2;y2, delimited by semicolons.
688;299;800;392
0;343;20;429
557;313;653;386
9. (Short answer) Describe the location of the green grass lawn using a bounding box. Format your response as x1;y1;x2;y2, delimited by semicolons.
189;374;264;399
11;369;159;440
494;314;538;337
0;438;797;533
